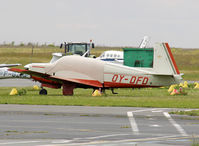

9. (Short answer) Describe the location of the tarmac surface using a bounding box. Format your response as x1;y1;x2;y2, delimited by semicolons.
0;79;40;87
0;105;199;146
0;79;199;145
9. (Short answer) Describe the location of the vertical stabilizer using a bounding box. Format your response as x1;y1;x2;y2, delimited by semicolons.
153;43;180;75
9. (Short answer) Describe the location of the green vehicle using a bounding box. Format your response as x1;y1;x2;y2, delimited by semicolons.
60;42;95;57
50;42;95;63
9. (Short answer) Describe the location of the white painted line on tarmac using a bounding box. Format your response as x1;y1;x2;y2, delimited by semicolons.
184;109;194;112
72;133;131;141
85;133;130;140
127;112;139;135
111;134;189;143
51;140;73;144
37;145;54;146
148;118;154;120
0;141;39;145
43;135;189;146
130;108;157;113
152;110;163;113
51;134;130;144
149;124;161;127
163;112;188;136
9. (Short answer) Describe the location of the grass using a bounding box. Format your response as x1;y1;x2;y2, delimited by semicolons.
0;46;60;67
181;70;199;81
170;110;199;116
1;87;199;108
192;135;199;146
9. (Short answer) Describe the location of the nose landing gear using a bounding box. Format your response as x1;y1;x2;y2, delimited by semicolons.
39;88;47;95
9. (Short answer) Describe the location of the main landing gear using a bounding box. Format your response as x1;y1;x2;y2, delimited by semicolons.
111;88;118;94
39;88;47;95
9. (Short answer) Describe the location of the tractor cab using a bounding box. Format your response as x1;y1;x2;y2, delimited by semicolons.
50;42;95;63
60;42;95;57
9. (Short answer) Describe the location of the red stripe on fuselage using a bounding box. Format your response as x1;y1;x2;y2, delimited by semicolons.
165;43;180;74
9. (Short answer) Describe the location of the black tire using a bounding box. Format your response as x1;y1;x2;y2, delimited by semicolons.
39;89;47;95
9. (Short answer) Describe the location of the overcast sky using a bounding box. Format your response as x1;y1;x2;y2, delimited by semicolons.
0;0;199;48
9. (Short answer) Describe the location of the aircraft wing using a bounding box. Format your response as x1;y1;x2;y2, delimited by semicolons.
9;68;50;78
9;68;103;88
0;64;21;68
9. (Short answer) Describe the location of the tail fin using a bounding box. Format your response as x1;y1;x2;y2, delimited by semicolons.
153;43;180;75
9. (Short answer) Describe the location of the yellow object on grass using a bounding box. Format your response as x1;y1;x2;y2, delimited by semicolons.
168;84;177;92
92;90;102;96
179;83;184;87
184;81;188;85
182;84;188;88
33;85;40;90
170;89;179;95
170;87;187;95
182;81;188;88
160;87;165;89
194;83;199;89
9;88;18;95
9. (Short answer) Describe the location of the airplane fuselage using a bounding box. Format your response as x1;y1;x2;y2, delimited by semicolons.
25;55;181;90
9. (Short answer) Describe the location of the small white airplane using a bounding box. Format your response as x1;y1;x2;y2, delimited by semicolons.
0;67;30;79
0;64;30;79
10;42;182;95
97;50;124;64
97;36;150;64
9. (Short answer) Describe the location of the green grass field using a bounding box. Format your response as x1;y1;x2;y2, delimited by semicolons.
170;110;199;116
1;87;199;108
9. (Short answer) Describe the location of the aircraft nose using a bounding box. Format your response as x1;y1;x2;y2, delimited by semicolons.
24;64;30;69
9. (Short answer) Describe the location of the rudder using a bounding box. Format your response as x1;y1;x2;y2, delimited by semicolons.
153;43;180;75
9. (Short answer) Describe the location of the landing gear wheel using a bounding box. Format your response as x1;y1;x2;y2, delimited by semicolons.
39;88;47;95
